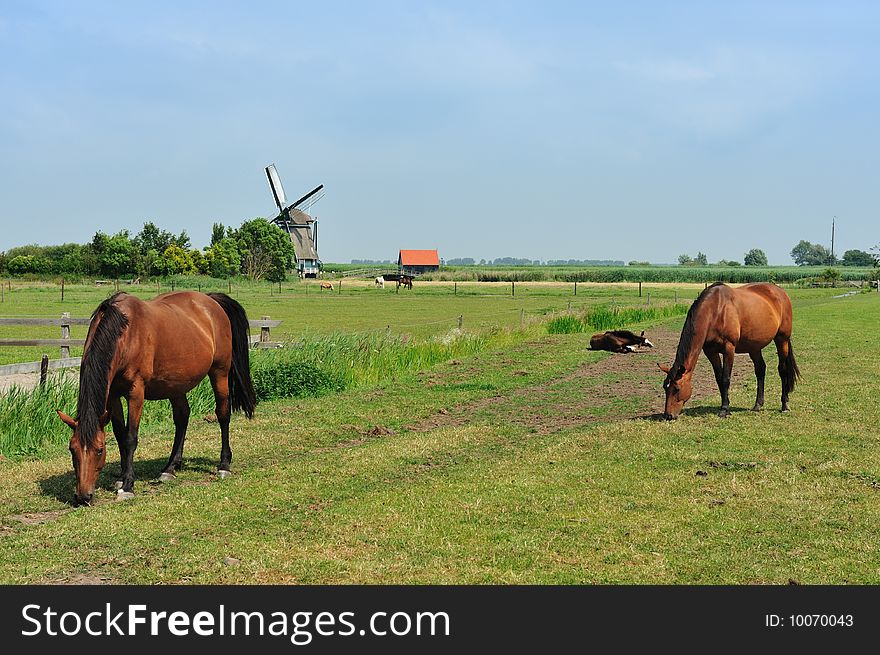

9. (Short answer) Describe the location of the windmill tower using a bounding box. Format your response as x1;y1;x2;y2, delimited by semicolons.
265;163;325;277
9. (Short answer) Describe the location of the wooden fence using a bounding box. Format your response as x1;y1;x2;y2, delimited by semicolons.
0;314;282;377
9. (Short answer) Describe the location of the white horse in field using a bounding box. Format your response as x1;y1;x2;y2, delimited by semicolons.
375;276;385;289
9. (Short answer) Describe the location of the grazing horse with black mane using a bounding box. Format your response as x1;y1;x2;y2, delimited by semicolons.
590;330;654;353
659;282;799;420
56;291;256;505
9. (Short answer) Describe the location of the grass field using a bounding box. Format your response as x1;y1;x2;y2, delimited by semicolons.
0;278;714;366
0;283;878;583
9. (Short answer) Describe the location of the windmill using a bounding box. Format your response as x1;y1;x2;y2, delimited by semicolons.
265;163;325;278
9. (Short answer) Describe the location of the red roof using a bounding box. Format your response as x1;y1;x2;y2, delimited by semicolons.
399;249;440;266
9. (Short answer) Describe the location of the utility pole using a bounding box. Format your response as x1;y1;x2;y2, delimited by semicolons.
831;216;836;263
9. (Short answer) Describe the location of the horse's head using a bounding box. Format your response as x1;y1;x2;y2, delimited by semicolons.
57;410;109;505
658;363;692;420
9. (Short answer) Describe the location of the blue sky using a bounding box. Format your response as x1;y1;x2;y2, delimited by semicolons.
1;1;877;264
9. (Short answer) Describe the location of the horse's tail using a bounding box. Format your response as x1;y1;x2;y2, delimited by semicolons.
208;293;256;419
782;339;801;395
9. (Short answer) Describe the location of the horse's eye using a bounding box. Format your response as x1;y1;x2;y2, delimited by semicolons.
95;448;104;456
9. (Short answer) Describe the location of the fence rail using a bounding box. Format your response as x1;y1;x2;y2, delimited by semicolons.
0;314;283;379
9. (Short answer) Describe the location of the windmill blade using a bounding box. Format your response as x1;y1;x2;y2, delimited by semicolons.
265;164;288;213
290;184;324;212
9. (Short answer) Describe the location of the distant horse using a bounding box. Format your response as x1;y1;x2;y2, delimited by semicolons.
589;330;654;353
659;282;799;420
320;281;334;291
398;275;413;290
375;276;385;288
56;292;256;505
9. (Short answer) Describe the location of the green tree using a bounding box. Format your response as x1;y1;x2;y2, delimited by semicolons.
841;249;875;266
7;255;50;275
211;222;228;246
677;254;693;265
791;240;832;266
204;238;241;278
230;218;294;282
743;248;768;266
90;231;137;277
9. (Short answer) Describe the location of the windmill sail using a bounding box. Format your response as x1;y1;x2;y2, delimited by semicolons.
265;164;288;212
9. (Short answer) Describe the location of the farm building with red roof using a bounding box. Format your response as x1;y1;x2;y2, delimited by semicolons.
398;249;440;275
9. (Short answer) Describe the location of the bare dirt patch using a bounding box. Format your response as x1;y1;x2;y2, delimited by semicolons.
8;509;71;525
405;328;750;436
48;572;116;585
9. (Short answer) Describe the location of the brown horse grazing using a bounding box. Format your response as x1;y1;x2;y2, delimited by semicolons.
589;330;654;353
56;291;256;505
659;282;799;420
397;275;413;290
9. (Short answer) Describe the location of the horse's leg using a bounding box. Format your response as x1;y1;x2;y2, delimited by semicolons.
210;370;233;478
109;394;127;490
118;384;144;498
704;348;724;398
159;394;190;481
718;344;735;418
774;335;792;412
749;350;766;411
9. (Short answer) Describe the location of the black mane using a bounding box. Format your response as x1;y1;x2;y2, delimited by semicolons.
77;293;129;448
670;282;724;377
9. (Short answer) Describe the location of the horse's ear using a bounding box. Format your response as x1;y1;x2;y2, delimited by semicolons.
56;410;77;430
657;363;671;374
640;331;645;337
98;410;111;428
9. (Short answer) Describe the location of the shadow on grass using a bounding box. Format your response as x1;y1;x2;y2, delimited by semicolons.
39;456;219;505
634;405;752;422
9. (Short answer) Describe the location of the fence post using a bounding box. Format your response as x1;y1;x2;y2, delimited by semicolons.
639;281;642;297
458;315;463;329
338;279;342;294
61;312;71;359
574;281;577;296
511;280;515;297
454;281;457;295
40;355;49;386
261;316;270;344
61;278;65;302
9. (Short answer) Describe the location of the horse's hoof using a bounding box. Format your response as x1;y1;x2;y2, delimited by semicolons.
116;490;135;501
158;472;176;482
781;407;791;413
114;480;124;490
718;410;731;418
217;469;232;479
751;405;764;412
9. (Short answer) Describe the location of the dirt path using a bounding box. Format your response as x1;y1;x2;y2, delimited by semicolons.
406;328;750;435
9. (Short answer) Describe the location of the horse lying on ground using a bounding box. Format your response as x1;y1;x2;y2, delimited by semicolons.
320;281;334;291
660;282;799;420
56;291;256;505
375;276;385;288
589;330;654;353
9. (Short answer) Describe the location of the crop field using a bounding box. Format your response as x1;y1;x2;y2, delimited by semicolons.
0;281;878;583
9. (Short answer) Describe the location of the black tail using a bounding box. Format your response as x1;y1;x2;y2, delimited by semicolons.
782;340;801;395
208;293;256;419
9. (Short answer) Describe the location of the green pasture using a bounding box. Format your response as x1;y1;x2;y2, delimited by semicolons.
0;284;878;583
0;277;716;366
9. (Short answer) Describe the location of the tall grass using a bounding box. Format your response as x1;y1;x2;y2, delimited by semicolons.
547;303;690;334
0;326;524;459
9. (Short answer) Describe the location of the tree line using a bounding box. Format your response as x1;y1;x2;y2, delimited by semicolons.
0;219;296;282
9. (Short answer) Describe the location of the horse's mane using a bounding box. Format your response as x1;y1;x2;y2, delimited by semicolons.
670;282;725;375
77;292;129;448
